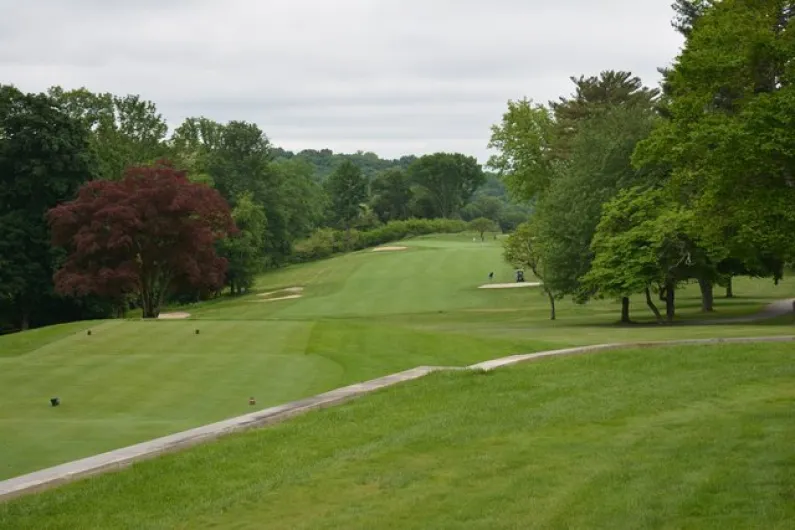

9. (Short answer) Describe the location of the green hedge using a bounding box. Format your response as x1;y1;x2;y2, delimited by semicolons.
291;218;468;263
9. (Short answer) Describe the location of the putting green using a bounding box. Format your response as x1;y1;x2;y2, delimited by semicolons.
1;233;794;480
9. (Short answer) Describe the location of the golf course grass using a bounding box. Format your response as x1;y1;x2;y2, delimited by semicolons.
1;233;794;485
2;342;793;529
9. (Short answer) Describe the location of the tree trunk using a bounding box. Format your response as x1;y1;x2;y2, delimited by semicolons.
699;278;714;312
140;287;161;319
344;223;353;251
621;297;631;324
20;309;30;331
659;286;667;301
725;276;734;298
546;289;556;321
141;269;171;319
645;288;663;323
142;300;158;319
665;282;676;323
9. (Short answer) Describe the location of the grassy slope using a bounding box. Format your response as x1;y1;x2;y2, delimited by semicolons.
2;342;793;529
1;233;794;480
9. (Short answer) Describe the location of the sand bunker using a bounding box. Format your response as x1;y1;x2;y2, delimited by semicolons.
257;294;303;303
277;287;304;294
479;282;543;289
158;312;191;320
372;246;408;252
255;286;304;303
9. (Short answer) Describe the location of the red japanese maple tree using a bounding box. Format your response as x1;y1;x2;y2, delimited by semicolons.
48;160;236;318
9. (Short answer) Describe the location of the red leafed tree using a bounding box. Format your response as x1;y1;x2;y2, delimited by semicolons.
48;160;236;318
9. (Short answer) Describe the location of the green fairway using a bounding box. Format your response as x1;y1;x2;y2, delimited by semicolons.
1;233;794;480
3;342;793;529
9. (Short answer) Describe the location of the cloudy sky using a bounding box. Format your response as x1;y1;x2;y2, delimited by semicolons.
2;0;683;161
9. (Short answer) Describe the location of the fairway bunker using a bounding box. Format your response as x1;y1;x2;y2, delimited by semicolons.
371;246;408;252
479;282;543;289
158;312;191;320
255;287;304;303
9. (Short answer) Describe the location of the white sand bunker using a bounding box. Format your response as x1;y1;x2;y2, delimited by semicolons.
259;294;302;302
255;286;304;303
158;312;191;319
479;282;543;289
372;246;408;252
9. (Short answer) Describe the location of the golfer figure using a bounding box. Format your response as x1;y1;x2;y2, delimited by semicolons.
488;272;494;282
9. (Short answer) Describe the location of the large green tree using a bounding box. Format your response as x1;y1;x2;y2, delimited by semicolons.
370;168;413;223
490;73;662;319
218;193;268;295
326;160;368;231
47;87;170;181
634;0;795;278
271;158;328;241
532;103;660;309
0;85;98;329
583;187;704;323
408;153;485;218
504;221;557;320
487;99;558;202
189;119;291;264
169;116;225;186
206;121;274;206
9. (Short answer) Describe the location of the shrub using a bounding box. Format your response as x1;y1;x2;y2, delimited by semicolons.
290;218;468;263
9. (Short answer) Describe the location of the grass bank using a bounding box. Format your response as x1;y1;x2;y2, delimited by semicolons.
2;342;793;529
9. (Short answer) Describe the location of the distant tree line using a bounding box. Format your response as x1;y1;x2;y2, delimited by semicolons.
498;0;795;323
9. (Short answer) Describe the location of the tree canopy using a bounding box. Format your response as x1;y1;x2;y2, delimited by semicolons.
408;153;486;218
218;192;268;296
490;71;665;320
48;161;235;319
326;160;368;230
634;0;795;275
0;85;98;329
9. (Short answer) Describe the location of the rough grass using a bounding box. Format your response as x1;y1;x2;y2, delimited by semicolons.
1;232;793;479
2;342;793;529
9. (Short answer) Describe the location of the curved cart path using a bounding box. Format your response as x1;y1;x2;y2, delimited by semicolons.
689;297;794;325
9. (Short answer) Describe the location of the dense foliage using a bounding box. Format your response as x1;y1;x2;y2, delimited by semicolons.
492;0;795;322
292;218;469;263
6;2;785;332
0;85;103;331
0;83;529;333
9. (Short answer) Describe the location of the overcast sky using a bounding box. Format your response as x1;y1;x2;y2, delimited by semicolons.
2;0;683;161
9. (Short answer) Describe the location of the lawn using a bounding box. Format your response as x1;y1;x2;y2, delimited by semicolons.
1;232;793;480
2;342;793;529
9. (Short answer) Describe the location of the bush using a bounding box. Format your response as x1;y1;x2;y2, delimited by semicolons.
290;218;468;263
